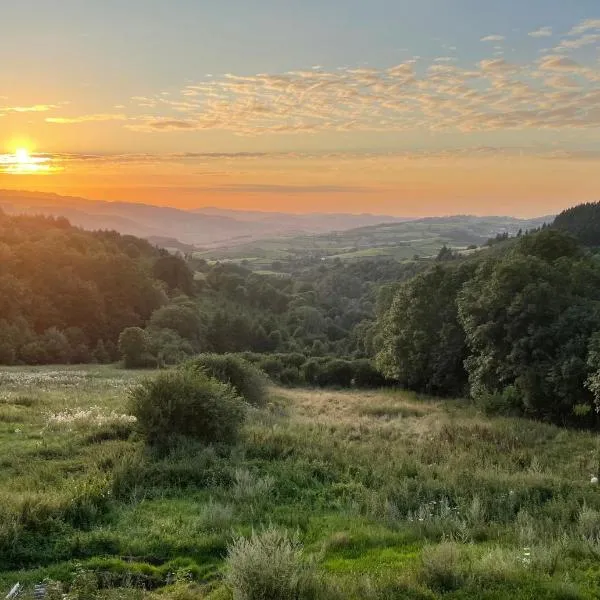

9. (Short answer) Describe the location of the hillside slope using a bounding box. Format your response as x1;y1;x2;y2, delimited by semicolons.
0;190;404;248
200;214;552;264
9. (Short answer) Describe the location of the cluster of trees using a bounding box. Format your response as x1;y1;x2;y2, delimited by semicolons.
0;212;193;365
0;210;418;366
553;201;600;247
376;228;600;426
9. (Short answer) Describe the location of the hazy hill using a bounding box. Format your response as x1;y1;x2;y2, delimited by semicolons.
0;189;405;248
200;214;552;265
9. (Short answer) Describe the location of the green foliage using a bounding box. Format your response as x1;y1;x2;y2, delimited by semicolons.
0;213;165;365
153;255;195;296
225;528;317;600
376;228;600;425
419;543;464;592
147;328;194;366
119;327;153;369
129;369;246;448
148;301;204;347
376;262;475;396
186;354;268;407
554;201;600;247
458;230;600;425
92;340;111;364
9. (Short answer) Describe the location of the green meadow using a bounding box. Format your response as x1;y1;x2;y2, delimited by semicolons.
1;366;600;599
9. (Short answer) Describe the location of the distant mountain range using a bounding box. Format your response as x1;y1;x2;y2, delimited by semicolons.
0;189;408;249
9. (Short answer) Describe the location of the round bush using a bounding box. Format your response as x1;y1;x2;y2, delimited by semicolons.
186;353;268;407
129;369;246;447
225;527;317;600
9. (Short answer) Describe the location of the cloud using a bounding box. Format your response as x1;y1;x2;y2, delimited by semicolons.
125;45;599;135
529;26;553;38
45;113;127;124
555;34;600;51
545;75;582;90
22;17;595;139
140;119;198;130
479;58;517;72
568;19;600;36
481;35;505;42
2;104;57;113
538;55;583;71
198;184;373;194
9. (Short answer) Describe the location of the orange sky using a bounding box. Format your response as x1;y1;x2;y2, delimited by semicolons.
1;151;599;217
2;7;599;217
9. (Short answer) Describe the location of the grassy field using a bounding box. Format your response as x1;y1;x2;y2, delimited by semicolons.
1;366;600;599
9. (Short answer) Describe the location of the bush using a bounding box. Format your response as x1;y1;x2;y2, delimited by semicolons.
316;359;354;387
351;359;387;388
186;354;268;407
225;527;317;600
128;369;246;448
420;542;465;593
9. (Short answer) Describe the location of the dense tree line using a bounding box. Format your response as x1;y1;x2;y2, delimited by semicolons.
0;211;420;366
0;212;170;364
554;201;600;247
376;228;600;426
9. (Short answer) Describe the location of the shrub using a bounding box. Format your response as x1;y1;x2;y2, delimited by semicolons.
420;542;465;592
186;354;268;407
128;369;246;448
351;359;387;388
225;527;317;600
316;359;354;388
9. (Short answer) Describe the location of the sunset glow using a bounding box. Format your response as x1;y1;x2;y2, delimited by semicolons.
1;1;599;215
0;147;57;175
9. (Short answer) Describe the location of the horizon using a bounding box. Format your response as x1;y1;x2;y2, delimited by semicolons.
0;187;559;221
1;1;599;216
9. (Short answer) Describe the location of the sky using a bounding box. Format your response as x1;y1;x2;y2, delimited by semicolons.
1;0;599;217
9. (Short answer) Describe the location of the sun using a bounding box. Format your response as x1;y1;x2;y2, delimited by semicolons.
0;145;59;174
15;148;31;164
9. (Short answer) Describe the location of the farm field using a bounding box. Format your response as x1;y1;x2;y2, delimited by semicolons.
1;365;600;599
196;215;549;266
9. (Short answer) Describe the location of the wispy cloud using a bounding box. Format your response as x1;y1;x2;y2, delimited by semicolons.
2;104;57;113
481;35;505;42
568;19;600;36
555;33;600;51
528;26;553;38
46;113;127;124
197;184;373;194
123;37;599;137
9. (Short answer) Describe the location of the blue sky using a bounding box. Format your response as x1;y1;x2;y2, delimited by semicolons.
3;0;599;102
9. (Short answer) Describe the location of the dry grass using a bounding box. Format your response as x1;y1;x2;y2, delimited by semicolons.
277;387;443;429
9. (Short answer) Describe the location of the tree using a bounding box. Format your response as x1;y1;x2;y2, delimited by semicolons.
376;262;475;396
92;340;111;364
119;327;151;368
554;201;600;247
153;255;194;295
458;230;600;424
148;301;204;349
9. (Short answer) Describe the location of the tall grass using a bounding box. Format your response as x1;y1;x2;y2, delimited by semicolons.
1;366;600;599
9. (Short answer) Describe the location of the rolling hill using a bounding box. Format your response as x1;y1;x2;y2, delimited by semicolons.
198;214;552;266
0;189;406;249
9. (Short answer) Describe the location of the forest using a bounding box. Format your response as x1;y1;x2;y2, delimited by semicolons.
2;203;600;428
